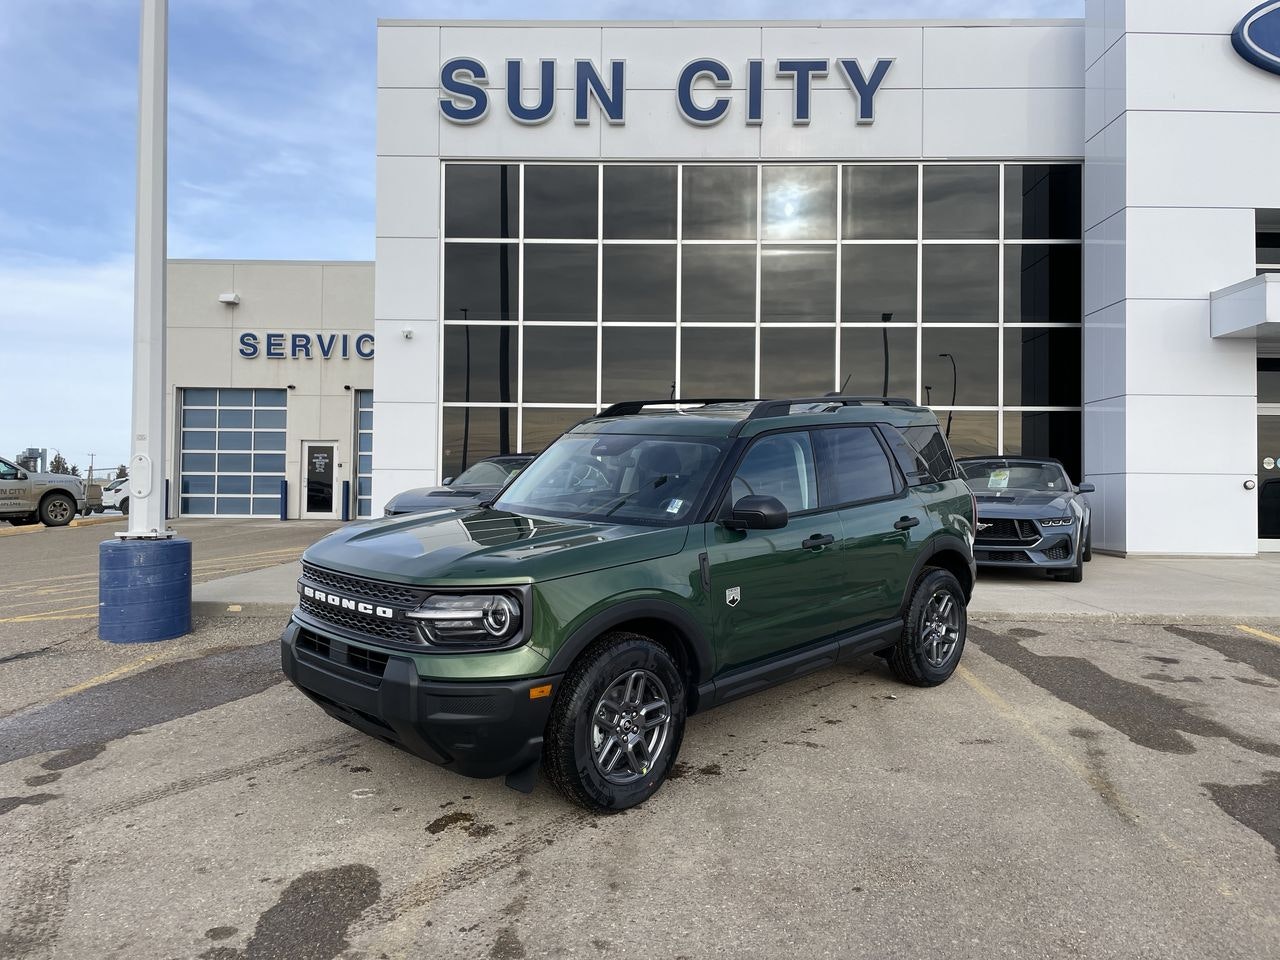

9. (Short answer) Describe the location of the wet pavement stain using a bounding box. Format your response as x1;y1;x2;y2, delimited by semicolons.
205;926;238;941
0;646;53;665
698;763;722;776
1007;628;1044;639
1235;677;1280;688
1067;728;1136;825
1166;626;1280;682
0;793;59;817
490;925;527;960
0;642;283;766
427;810;475;834
1204;773;1280;864
1144;656;1180;665
23;772;61;787
666;761;691;780
198;864;380;960
971;626;1280;758
41;742;106;770
1140;673;1203;685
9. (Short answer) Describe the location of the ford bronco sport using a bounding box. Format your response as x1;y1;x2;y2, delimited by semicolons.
281;397;977;811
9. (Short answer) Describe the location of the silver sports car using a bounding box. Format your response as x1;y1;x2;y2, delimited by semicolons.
957;457;1094;582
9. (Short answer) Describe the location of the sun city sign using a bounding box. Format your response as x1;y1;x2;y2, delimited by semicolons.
438;57;895;126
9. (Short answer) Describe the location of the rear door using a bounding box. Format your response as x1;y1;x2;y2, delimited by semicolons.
812;426;931;626
703;430;852;673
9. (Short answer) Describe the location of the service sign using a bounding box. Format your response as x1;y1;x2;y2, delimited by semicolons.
238;332;374;360
1233;1;1280;76
439;57;895;127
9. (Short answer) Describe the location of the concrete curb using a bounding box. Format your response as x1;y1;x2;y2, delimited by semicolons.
193;601;296;620
0;515;126;537
970;612;1278;626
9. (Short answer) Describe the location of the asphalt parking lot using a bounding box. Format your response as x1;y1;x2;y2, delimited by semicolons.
2;522;1279;959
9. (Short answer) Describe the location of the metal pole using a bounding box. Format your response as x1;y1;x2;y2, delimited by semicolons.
124;0;170;540
939;353;957;438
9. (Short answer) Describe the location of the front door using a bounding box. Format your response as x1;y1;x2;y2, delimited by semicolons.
703;431;851;673
0;457;32;514
301;442;340;520
1259;411;1280;549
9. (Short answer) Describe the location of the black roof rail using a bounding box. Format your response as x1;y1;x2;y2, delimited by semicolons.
595;398;756;418
746;396;917;420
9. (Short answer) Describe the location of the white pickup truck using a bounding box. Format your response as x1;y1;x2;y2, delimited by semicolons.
0;456;87;527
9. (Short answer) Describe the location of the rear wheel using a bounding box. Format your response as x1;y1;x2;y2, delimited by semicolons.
118;497;129;516
39;493;76;527
543;632;686;812
1082;529;1093;562
887;568;968;687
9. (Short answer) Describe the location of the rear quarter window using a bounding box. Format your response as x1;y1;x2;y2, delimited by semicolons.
813;427;899;505
883;425;959;485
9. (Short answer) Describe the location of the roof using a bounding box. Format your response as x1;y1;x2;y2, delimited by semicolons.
566;398;942;440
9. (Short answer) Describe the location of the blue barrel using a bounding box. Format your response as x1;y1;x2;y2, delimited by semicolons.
98;538;193;643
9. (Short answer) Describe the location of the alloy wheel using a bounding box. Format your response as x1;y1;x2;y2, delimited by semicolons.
591;669;672;785
921;589;961;668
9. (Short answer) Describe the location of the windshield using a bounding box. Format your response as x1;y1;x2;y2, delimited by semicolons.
452;460;521;487
960;459;1070;493
493;434;728;525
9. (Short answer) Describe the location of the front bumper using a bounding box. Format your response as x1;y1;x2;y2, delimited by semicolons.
973;532;1077;569
280;619;561;780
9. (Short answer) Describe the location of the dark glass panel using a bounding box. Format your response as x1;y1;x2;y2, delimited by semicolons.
218;388;253;406
442;325;516;403
680;328;755;397
183;388;217;406
923;165;998;240
840;327;917;400
1004;411;1082;483
921;328;999;406
814;427;898;505
522;327;597;403
216;498;251;516
937;412;997;460
604;166;677;239
254;409;287;429
182;408;216;428
181;453;215;472
356;410;373;431
760;328;836;397
1257;358;1280;405
357;433;372;453
443;243;517;322
525;165;597;239
603;246;676;322
180;474;215;495
217;431;251;451
1005;165;1082;240
441;407;516;479
922;245;998;323
252;498;281;516
842;165;918;240
181;431;215;450
253;454;285;473
445;164;519;239
218;409;252;429
521;408;590;455
254;389;287;407
217;454;251;473
682;245;756;323
761;246;836;323
216;475;252;495
524;244;597;322
841;245;917;323
253;432;286;452
252;476;280;495
602;327;676;403
180;497;215;515
1005;245;1081;324
683;166;757;240
1004;328;1082;407
1257;209;1280;264
762;165;837;241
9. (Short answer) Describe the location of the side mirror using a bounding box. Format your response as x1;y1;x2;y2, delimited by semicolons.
724;495;789;531
17;472;28;481
1076;483;1095;494
442;477;454;486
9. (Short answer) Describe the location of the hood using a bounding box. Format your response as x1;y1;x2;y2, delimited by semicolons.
972;490;1073;516
387;485;496;509
36;472;83;487
304;507;690;585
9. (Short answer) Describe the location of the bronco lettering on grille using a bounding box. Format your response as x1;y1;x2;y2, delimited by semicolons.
300;584;395;619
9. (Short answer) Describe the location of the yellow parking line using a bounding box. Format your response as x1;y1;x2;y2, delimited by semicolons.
0;603;98;624
1236;624;1280;646
42;650;176;702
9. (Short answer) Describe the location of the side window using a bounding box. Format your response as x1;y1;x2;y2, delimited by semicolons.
0;460;18;481
814;427;899;505
731;432;819;515
885;425;958;484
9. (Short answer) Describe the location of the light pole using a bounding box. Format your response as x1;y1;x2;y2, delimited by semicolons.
461;306;470;473
99;0;191;644
880;312;893;398
938;353;957;439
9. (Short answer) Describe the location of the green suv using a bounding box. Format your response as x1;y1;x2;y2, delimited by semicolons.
281;397;977;810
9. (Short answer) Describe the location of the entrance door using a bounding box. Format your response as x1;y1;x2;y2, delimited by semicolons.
302;442;340;520
1260;411;1280;549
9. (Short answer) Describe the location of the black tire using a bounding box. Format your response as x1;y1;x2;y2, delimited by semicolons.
887;568;968;688
1057;560;1084;583
1082;529;1092;562
39;493;76;527
119;497;129;516
543;631;686;812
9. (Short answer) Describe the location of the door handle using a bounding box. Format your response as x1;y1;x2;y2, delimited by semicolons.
802;534;836;550
894;516;921;531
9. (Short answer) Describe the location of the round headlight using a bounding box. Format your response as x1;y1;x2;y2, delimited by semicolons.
408;592;524;645
482;595;519;636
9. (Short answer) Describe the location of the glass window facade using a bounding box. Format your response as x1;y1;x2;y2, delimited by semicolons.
355;390;373;518
179;388;286;517
441;162;1083;479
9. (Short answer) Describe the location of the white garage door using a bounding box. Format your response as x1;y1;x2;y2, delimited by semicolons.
179;388;287;517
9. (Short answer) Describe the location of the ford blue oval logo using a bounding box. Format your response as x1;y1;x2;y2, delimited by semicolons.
1234;1;1280;76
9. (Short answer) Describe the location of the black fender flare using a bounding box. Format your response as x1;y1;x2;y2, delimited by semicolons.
899;533;976;617
545;598;715;686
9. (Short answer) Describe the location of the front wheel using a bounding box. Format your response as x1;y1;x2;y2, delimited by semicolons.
543;632;686;812
118;497;129;516
887;568;968;687
39;494;76;527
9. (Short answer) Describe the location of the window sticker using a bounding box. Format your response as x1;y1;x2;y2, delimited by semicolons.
666;498;684;514
988;469;1010;490
1265;457;1276;471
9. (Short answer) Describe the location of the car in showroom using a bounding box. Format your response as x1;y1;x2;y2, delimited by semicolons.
382;454;536;516
0;455;87;527
281;396;976;811
957;456;1093;582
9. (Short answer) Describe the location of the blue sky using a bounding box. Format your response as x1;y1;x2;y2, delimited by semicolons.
0;0;1082;476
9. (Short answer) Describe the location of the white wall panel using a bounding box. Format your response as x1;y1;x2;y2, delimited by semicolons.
1083;396;1126;475
231;264;323;331
1125;207;1256;302
1124;0;1239;36
601;90;762;159
923;25;1084;90
1084;207;1125;316
1083;300;1125;404
369;402;440;471
604;26;763;91
438;26;601;91
321;263;376;331
376;156;440;239
167;262;235;328
1126;32;1279;114
1083;110;1125;231
760;26;923;89
370;319;439;404
758;88;922;159
1126;394;1257;475
922;88;1084;158
1123;300;1257;397
378;88;439;157
439;104;600;159
377;25;439;88
374;238;438;321
1126;473;1257;555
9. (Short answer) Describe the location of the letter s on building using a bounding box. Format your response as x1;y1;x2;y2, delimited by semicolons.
238;332;260;358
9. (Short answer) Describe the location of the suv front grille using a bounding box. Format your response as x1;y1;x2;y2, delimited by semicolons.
298;563;430;645
975;518;1039;545
298;595;422;644
301;563;429;608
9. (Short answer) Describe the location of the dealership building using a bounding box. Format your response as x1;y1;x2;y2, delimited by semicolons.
163;0;1280;555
